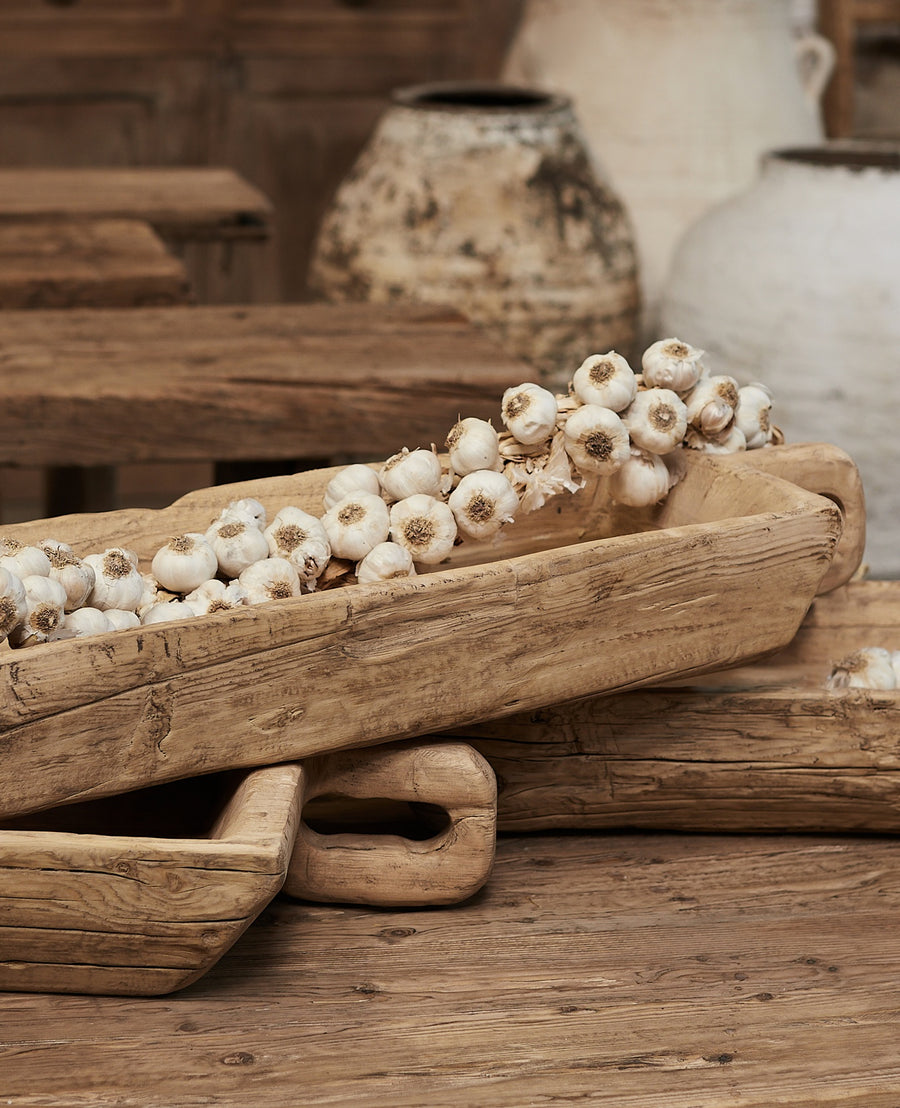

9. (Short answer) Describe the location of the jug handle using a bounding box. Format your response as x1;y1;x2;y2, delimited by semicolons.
794;31;836;108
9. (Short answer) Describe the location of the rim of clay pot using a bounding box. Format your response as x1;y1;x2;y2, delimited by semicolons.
768;139;900;173
392;81;571;115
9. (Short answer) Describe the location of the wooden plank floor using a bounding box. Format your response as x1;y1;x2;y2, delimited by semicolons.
3;830;900;1105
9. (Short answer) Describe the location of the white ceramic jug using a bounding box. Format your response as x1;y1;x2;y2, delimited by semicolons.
503;0;834;338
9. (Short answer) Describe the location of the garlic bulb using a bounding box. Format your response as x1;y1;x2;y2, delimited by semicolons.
641;338;706;394
141;599;197;626
685;375;740;436
572;352;637;412
9;575;68;646
64;606;114;638
151;534;218;594
684;424;747;454
389;494;458;565
0;537;51;579
84;548;144;612
239;557;303;604
735;383;774;450
892;651;900;685
322;491;391;561
0;566;27;643
136;573;161;618
825;647;897;690
105;608;141;631
446;418;501;476
356;541;417;584
379;448;443;501
38;539;95;612
501;383;559;445
608;449;672;508
563;404;631;475
623;388;688;455
448;470;519;540
205;516;270;578
218;497;267;530
264;506;331;588
323;464;382;510
185;579;248;616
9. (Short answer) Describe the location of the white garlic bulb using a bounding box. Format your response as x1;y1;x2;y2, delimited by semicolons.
735;383;774;450
684;375;740;436
572;352;637;412
9;575;68;646
141;599;197;626
623;388;688;455
151;533;218;595
608;449;672;508
218;497;267;531
641;338;706;394
684;424;747;454
389;494;458;565
84;548;144;612
64;606;114;638
105;608;141;631
501;383;559;445
0;537;51;579
0;566;27;643
446;418;501;476
356;541;417;584
239;557;303;605
136;572;161;618
322;491;391;561
264;506;331;588
184;579;248;616
205;516;270;578
448;470;519;540
379;448;443;502
38;539;95;612
563;404;631;475
892;651;900;685
323;464;382;510
825;647;897;690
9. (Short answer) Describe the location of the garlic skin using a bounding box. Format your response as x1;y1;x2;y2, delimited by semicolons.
641;338;706;394
184;579;248;616
623;388;688;455
501;383;559;445
64;606;114;638
735;383;774;450
323;464;382;510
0;566;27;643
684;375;740;436
105;608;142;631
0;538;51;579
205;516;270;578
684;424;747;454
239;557;303;605
9;575;68;646
322;491;391;561
151;533;218;594
84;548;144;612
826;647;897;690
389;494;458;565
141;600;197;626
218;497;267;531
572;352;637;412
379;448;444;501
563;404;631;474
446;418;501;476
356;541;417;584
608;449;672;508
264;506;332;588
448;470;519;540
38;539;95;612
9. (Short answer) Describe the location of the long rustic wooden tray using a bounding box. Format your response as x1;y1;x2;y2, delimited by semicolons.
0;444;845;819
455;580;900;834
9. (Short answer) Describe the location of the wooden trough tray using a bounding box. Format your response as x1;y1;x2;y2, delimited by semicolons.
456;580;900;835
0;444;848;820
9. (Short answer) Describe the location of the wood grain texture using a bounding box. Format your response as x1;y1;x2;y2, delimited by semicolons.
0;302;527;467
2;830;900;1104
0;218;190;309
0;449;841;819
455;580;900;834
0;762;304;997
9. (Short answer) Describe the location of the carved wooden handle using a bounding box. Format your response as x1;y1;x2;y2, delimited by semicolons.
284;741;497;907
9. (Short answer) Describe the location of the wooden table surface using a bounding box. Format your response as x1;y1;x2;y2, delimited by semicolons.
3;830;900;1106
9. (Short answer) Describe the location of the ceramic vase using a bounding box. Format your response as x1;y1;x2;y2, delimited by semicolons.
660;142;900;577
308;82;641;388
